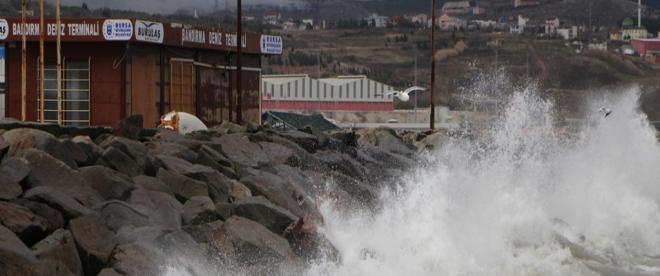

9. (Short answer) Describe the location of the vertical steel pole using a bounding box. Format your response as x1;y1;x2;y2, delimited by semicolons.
56;0;62;125
39;0;44;123
430;0;436;130
21;0;26;121
236;0;243;124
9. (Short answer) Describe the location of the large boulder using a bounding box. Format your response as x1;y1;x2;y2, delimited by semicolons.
132;175;173;196
182;196;218;225
98;201;150;233
109;243;162;276
212;133;270;168
69;214;117;275
259;141;296;165
157;168;209;202
218;216;295;269
99;136;149;172
12;199;65;233
149;142;198;163
357;127;415;156
0;201;48;246
315;150;369;181
21;149;102;207
2;128;77;169
157;154;215;178
71;136;103;165
276;130;322;153
193;145;237;179
114;226;166;245
80;166;134;200
60;139;93;167
0;225;41;275
0;157;30;200
154;230;213;274
240;169;320;220
24;186;96;219
112;115;144;140
32;229;83;276
232;196;298;235
99;147;143;177
127;189;182;230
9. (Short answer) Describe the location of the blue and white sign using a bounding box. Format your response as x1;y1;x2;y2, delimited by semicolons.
0;19;8;40
135;20;164;44
260;35;283;55
102;19;133;41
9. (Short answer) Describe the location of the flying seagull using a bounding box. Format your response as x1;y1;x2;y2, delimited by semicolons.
385;86;427;102
598;107;613;118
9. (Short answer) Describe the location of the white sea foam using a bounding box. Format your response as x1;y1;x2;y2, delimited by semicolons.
307;85;660;276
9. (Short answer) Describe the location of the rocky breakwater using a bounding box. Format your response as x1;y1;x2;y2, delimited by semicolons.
0;121;440;275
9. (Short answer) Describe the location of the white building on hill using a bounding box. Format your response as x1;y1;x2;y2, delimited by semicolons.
261;75;396;111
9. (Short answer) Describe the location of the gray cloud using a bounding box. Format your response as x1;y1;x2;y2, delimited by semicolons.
58;0;306;14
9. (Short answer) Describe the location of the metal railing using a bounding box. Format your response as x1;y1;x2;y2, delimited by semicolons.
37;58;90;126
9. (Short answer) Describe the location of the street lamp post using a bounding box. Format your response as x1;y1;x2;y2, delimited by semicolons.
236;0;243;124
430;0;436;130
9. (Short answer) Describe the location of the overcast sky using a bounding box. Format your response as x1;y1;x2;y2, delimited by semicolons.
58;0;306;14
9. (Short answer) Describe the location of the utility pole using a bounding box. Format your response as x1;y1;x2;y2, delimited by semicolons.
39;0;45;123
430;0;436;130
56;0;62;125
21;0;26;121
236;0;243;124
638;0;642;28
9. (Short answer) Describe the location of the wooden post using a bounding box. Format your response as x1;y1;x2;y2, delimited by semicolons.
430;0;436;130
39;0;45;123
56;0;62;125
236;0;243;124
21;0;26;121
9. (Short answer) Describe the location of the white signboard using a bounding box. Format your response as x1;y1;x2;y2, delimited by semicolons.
0;19;8;40
260;35;282;55
102;19;133;41
135;20;163;44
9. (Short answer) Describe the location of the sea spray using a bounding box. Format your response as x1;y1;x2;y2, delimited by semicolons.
308;86;660;276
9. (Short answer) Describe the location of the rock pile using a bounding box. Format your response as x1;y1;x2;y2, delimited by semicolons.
0;121;435;275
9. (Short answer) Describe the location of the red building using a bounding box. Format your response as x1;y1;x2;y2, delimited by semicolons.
631;39;660;64
0;18;282;127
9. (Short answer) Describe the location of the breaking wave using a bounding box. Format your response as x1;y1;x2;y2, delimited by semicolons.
309;85;660;276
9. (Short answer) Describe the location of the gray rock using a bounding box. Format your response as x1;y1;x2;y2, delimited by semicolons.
0;224;41;275
197;171;232;204
276;130;322;153
357;127;415;156
32;229;83;276
183;220;224;244
114;226;166;245
97;268;123;276
182;196;218;225
12;199;65;233
127;189;182;230
259;141;295;165
241;169;320;220
157;154;215;178
132;175;173;196
80;166;134;200
157;168;209;202
24;186;96;219
2;128;78;169
194;145;237;179
154;230;211;272
0;201;48;246
60;139;93;167
110;243;162;276
0;157;31;183
149;142;198;163
212;133;270;167
233;196;299;235
21;149;102;207
215;203;235;221
315;150;369;181
69;214;117;275
100;147;143;177
211;121;248;134
220;216;295;267
99;136;149;171
98;201;150;232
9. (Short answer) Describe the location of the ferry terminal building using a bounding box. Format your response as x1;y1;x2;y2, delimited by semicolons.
0;18;283;127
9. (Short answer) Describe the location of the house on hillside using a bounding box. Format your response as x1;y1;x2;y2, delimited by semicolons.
365;13;391;28
263;12;282;25
510;14;529;34
437;14;467;31
623;28;649;41
557;26;578;40
545;17;560;35
407;13;429;26
442;1;484;15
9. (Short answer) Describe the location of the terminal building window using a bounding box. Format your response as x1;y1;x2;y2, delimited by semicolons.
40;59;91;126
